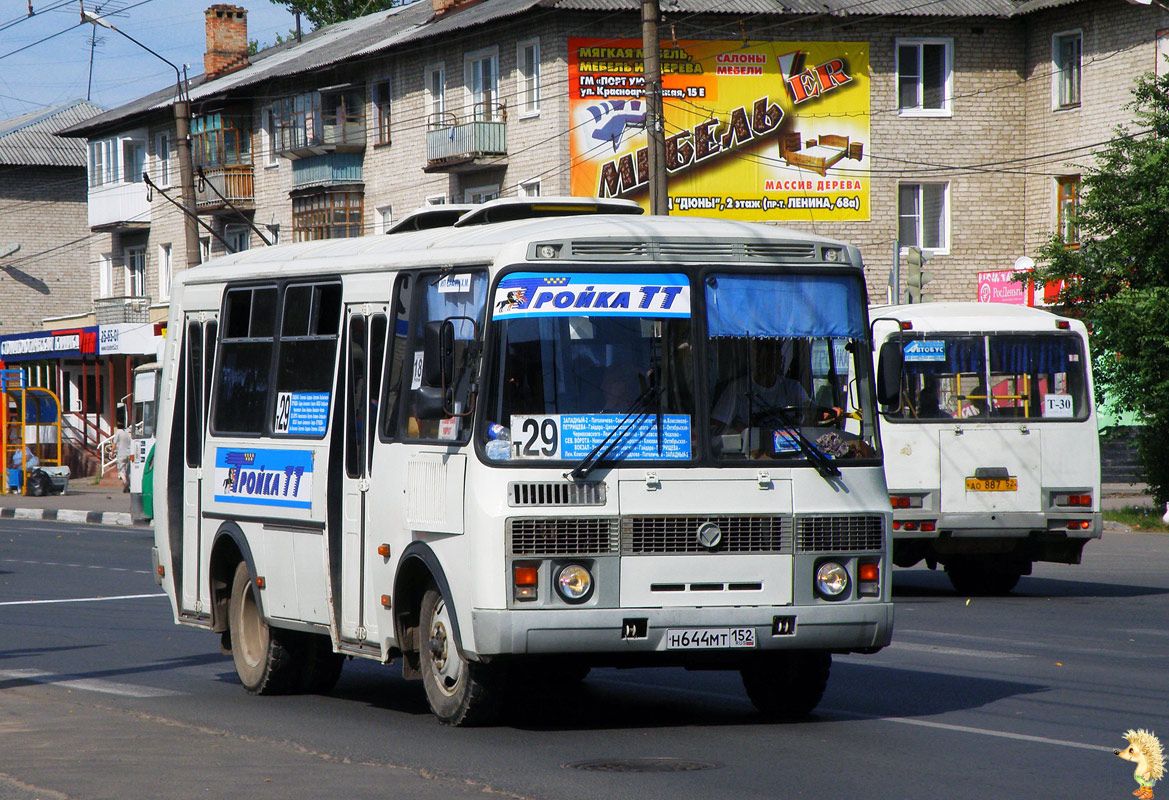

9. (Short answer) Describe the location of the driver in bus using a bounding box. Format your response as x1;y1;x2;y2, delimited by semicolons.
712;338;841;432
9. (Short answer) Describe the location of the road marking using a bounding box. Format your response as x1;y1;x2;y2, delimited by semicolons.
0;592;165;607
885;641;1028;659
596;677;1114;753
0;558;151;575
0;668;180;698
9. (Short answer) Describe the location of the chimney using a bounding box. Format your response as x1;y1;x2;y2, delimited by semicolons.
204;4;249;80
432;0;474;16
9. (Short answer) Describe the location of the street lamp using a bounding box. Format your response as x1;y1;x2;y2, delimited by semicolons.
80;4;201;272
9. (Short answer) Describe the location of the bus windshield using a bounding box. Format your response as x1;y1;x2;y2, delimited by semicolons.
890;332;1090;421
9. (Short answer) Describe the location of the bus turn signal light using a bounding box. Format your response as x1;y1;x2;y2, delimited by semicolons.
858;564;879;582
1067;520;1091;530
514;565;539;601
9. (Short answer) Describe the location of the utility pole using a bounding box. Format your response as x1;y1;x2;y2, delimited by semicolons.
641;0;668;215
82;5;200;271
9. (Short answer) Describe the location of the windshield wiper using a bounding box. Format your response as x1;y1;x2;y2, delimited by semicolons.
566;384;660;481
748;392;841;479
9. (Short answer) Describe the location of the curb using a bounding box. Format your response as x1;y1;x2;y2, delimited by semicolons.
0;507;138;527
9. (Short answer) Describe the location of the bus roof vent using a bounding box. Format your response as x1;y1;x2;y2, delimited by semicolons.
508;481;608;507
568;240;652;259
655;240;739;260
744;242;817;261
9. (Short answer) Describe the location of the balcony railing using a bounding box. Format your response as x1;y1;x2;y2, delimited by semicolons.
275;110;365;159
195;163;254;212
94;296;151;325
425;104;507;172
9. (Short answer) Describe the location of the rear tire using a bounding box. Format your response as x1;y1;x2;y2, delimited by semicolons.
741;651;831;719
297;633;345;694
419;586;502;726
227;562;301;695
945;557;1023;595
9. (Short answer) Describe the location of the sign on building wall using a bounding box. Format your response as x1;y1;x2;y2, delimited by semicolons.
568;39;871;221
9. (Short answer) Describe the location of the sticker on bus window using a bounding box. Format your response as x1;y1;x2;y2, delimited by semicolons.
438;417;459;440
213;447;313;510
411;351;424;390
493;273;690;319
1043;394;1074;418
437;274;472;294
903;340;946;362
509;414;691;461
772;429;800;453
273;391;329;436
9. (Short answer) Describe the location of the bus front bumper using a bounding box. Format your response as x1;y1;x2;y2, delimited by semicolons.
469;602;893;658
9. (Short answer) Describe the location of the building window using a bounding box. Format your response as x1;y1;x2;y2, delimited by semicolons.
373;78;392;145
426;194;447;205
376;204;393;234
262;107;278;167
266;223;280;244
466;48;499;121
426;64;446;127
1053;31;1082;109
519;179;541;198
1057;175;1080;246
155;133;171;186
226;225;250;253
517;39;540;116
898;182;949;252
896;38;952;116
122;140;145;183
125;245;146;297
292;188;364;241
158;243;172;300
199;236;211;264
272;88;365;153
465;184;499;204
99;253;113;297
192;111;251;167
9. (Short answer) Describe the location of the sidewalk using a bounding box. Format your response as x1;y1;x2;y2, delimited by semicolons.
0;477;139;526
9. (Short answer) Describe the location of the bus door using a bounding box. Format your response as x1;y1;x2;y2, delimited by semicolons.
181;315;216;617
338;307;388;645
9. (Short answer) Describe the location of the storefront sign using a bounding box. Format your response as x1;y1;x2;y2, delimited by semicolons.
977;270;1032;306
0;327;98;362
568;39;871;221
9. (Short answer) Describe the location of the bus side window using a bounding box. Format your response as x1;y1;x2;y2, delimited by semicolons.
185;321;203;468
213;286;277;435
380;274;412;441
368;315;387;470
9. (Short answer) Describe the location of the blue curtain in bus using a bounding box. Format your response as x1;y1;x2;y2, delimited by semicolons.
989;336;1077;374
705;273;864;338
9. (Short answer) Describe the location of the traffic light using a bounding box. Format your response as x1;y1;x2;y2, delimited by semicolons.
904;246;934;304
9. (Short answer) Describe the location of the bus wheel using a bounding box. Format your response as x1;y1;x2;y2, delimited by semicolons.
741;651;831;720
297;633;345;694
419;586;502;726
228;562;300;695
945;557;1023;596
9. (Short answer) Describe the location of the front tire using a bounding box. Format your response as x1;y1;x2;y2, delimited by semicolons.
227;561;301;695
741;651;831;719
419;586;502;726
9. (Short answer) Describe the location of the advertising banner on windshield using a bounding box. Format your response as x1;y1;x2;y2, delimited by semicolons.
568;39;870;221
493;272;690;319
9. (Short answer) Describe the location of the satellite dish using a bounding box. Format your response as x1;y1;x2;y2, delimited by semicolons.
1013;256;1035;272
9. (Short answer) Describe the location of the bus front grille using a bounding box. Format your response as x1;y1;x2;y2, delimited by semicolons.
507;517;619;555
508;481;607;507
795;515;884;552
621;515;792;554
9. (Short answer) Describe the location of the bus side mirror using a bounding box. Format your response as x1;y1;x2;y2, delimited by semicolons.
876;341;903;410
422;320;455;388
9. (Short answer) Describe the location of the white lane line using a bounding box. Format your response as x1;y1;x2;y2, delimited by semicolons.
0;668;180;698
0;592;165;607
885;641;1029;659
596;677;1113;752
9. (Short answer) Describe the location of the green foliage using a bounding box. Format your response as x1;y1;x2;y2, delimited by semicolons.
268;0;401;27
1031;69;1169;503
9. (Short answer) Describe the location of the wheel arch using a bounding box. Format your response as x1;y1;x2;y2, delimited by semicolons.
393;542;466;660
209;521;259;633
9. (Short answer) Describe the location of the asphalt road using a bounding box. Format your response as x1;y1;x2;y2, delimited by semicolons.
0;520;1165;800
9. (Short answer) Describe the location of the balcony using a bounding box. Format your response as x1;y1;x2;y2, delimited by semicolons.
94;296;151;325
88;182;150;231
273;88;366;160
196;164;254;213
424;105;508;173
291;152;363;190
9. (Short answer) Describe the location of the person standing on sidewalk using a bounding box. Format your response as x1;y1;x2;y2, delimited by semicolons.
112;422;132;493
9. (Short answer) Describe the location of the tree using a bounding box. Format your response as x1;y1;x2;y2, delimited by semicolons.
268;0;401;28
1030;68;1169;504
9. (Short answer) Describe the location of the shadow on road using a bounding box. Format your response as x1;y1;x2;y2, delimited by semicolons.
892;569;1169;600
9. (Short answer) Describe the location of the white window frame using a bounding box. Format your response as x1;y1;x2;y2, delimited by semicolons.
99;252;113;297
517;38;541;118
426;63;446;127
898;181;950;256
124;244;146;298
425;194;448;206
518;178;541;198
225;225;250;254
464;46;499;121
464;184;500;204
121;138;146;184
89;138;117;188
157;243;172;301
154;132;171;187
895;38;953;117
199;236;211;264
375;204;394;234
1052;30;1082;111
262;106;279;168
265;223;281;244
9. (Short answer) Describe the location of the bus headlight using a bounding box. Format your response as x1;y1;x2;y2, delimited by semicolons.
555;564;593;604
815;562;850;599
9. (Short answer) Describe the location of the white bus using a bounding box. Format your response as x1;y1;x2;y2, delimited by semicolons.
130;361;161;523
871;302;1101;594
152;199;894;725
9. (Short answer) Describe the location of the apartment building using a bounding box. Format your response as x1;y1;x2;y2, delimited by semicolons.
54;0;1169;316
